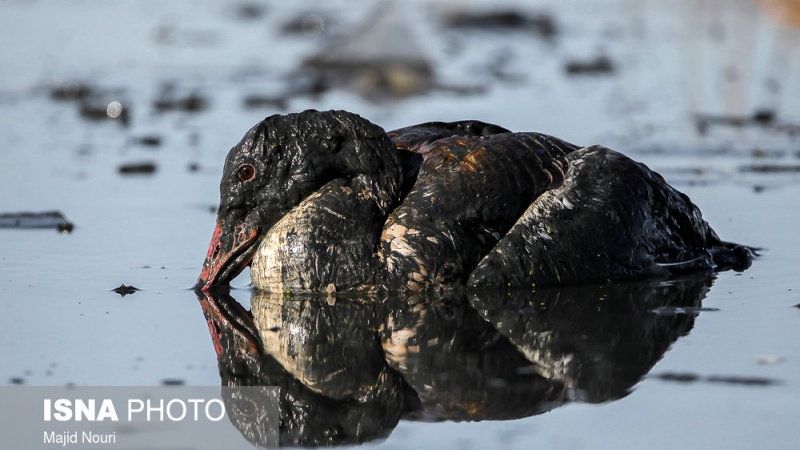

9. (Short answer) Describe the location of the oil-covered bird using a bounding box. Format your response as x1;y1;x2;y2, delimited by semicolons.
196;110;752;293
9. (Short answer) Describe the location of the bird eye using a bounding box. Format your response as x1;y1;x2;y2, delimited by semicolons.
238;164;256;182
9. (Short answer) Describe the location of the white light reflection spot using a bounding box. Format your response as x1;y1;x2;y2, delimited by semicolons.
106;101;123;118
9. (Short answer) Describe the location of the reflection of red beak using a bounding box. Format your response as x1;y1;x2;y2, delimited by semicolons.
195;289;260;360
196;221;259;291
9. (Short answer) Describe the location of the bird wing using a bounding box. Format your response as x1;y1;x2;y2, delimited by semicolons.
467;146;719;288
381;128;578;291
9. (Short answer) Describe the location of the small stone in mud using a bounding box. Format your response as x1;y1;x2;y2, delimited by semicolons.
113;284;140;297
9;377;25;385
118;162;157;175
187;162;201;172
161;379;185;386
565;56;616;75
0;211;75;232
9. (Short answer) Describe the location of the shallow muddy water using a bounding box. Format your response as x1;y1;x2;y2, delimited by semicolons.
1;0;799;449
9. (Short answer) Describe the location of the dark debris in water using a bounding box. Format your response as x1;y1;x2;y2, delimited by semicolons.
132;135;162;147
696;108;775;129
653;372;700;383
48;81;130;126
694;108;800;136
649;306;720;316
0;211;74;233
564;55;616;75
706;375;781;386
153;25;220;47
48;81;93;102
442;9;558;38
652;372;781;386
112;284;140;297
79;97;130;126
242;94;289;110
154;88;208;114
234;2;267;20
739;164;800;174
282;13;329;37
58;222;74;233
118;162;158;175
751;148;787;159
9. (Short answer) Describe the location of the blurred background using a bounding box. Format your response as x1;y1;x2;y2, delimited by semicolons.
1;1;799;449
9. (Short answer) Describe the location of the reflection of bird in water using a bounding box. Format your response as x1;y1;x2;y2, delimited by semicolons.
195;273;713;446
196;110;752;293
196;289;407;447
467;275;711;402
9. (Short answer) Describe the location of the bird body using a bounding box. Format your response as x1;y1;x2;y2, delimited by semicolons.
197;110;751;293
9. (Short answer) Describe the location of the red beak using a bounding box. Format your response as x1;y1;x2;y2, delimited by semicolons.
196;221;259;291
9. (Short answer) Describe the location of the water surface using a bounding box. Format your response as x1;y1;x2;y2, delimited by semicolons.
1;1;798;449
